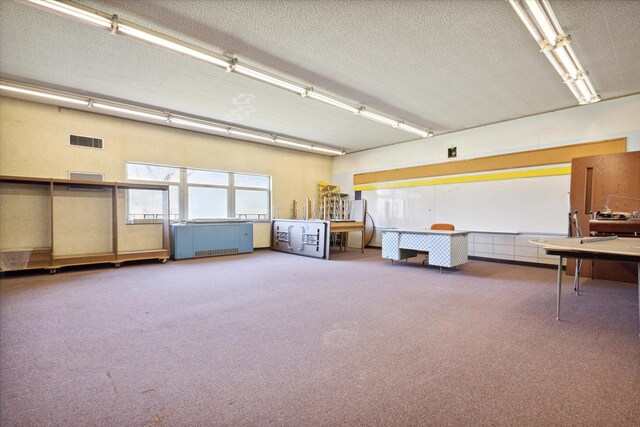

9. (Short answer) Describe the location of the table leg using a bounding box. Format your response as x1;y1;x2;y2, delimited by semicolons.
574;258;581;295
637;263;639;336
361;230;364;254
557;256;563;321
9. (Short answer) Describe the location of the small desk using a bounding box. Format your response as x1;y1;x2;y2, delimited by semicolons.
381;229;469;268
329;221;366;253
531;237;640;334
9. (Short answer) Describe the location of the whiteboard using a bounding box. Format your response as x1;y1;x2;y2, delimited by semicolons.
363;175;570;234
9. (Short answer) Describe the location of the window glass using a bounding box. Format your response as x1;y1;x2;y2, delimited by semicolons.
128;189;166;222
126;162;270;222
235;174;270;189
187;169;229;186
127;163;180;183
188;187;227;219
235;189;269;220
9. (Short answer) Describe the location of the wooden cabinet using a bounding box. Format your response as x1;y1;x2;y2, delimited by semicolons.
0;175;170;273
569;151;640;283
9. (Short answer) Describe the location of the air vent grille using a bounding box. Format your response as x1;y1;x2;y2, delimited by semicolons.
69;172;103;182
70;134;103;149
194;248;239;257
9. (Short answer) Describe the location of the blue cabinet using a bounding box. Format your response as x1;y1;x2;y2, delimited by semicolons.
170;221;253;260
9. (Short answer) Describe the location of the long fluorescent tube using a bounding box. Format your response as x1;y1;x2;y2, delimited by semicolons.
542;50;567;80
541;0;563;37
398;123;430;138
554;47;578;80
275;138;312;149
117;23;230;68
358;109;400;127
565;81;585;104
233;65;307;95
574;79;592;102
311;146;344;155
508;0;542;43
170;117;228;134
304;90;360;114
525;0;557;46
0;84;89;106
27;0;111;28
228;129;274;143
91;102;168;121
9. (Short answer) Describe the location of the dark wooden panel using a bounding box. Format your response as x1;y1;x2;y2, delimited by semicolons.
590;219;640;236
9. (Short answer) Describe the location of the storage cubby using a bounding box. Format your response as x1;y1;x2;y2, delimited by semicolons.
0;175;170;272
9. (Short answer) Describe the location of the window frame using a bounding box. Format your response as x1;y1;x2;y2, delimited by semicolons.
125;162;271;223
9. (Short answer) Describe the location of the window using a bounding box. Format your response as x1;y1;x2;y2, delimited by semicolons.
234;173;270;220
127;163;180;183
127;186;179;223
188;187;227;219
125;162;270;223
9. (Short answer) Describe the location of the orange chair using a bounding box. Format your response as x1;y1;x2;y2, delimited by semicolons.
430;223;455;231
423;223;455;265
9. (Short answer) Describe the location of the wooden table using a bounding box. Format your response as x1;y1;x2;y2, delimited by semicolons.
329;221;366;253
531;237;640;334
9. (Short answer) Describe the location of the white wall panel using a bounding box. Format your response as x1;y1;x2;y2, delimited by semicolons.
334;95;640;234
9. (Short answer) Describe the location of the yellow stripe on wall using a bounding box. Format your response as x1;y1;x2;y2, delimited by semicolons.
354;165;571;191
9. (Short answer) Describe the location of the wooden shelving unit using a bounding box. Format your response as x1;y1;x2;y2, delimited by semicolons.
0;175;170;273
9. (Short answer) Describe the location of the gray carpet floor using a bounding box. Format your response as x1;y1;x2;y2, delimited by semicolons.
1;248;639;426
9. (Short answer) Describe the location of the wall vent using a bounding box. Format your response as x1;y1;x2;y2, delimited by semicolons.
70;134;103;149
67;172;104;191
194;248;239;257
68;172;104;182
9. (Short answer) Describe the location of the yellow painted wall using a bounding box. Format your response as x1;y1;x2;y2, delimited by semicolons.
0;96;333;249
0;182;51;250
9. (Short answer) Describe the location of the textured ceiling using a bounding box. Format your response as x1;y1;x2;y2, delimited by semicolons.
1;0;639;153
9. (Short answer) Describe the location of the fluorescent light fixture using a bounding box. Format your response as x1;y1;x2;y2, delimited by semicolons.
1;79;343;156
398;123;430;138
525;0;557;46
508;0;542;43
228;129;275;142
311;146;344;155
509;0;600;104
274;138;312;149
304;90;360;114
117;23;230;68
170;117;228;133
27;0;111;28
358;109;400;127
233;65;307;94
0;83;89;106
574;79;592;102
554;47;578;80
542;50;567;80
91;102;168;121
565;81;585;104
24;0;435;139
